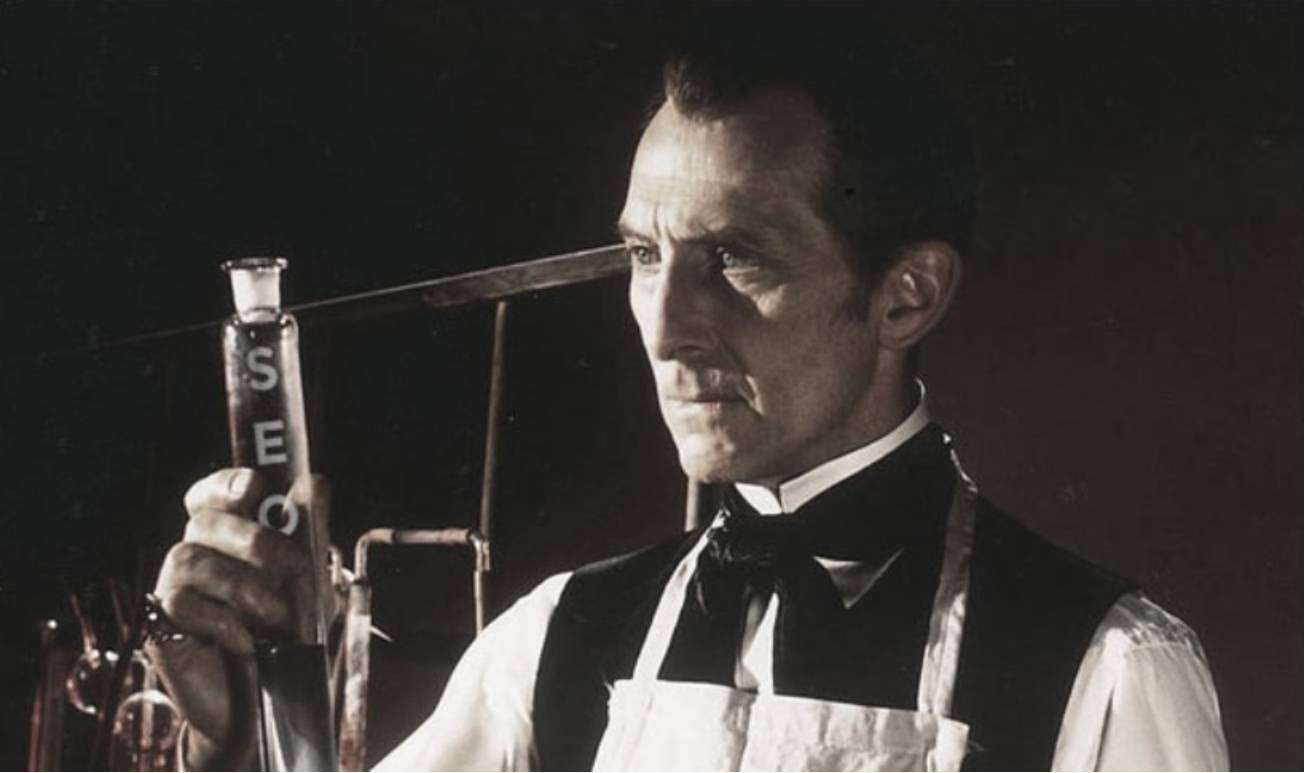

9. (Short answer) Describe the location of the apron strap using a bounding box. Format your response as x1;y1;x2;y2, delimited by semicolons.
915;451;977;717
630;518;720;683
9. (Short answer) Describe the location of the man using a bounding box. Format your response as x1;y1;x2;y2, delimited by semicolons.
149;12;1228;771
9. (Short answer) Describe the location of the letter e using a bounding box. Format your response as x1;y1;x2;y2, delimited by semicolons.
254;420;288;465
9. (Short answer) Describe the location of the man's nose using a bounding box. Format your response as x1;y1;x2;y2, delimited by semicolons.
641;260;715;363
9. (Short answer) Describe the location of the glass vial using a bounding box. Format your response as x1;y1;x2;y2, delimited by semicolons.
220;257;336;772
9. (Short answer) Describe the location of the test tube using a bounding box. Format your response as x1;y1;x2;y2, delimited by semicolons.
220;257;336;772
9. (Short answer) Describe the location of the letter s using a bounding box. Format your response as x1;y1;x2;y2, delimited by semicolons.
247;347;278;391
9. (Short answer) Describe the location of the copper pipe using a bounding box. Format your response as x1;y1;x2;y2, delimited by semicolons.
28;620;67;772
468;531;490;634
108;579;133;647
338;528;489;771
478;301;507;574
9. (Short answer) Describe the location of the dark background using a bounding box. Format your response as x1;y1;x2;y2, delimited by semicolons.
0;1;1299;770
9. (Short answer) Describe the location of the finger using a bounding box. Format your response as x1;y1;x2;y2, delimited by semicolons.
183;468;267;518
159;586;256;655
184;508;310;577
160;542;292;633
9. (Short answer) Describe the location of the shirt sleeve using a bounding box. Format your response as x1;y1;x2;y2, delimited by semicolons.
1052;592;1230;771
372;572;572;772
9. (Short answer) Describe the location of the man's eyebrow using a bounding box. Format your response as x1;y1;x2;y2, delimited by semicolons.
694;223;781;255
614;220;648;241
614;220;779;252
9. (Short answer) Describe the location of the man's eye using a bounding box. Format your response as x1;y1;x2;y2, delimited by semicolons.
626;244;658;266
714;246;751;271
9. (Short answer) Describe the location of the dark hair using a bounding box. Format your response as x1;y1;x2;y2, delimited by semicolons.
657;6;975;286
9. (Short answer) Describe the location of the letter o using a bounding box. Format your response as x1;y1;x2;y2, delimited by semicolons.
257;494;300;536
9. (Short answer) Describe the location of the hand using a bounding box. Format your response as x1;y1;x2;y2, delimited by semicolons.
146;468;330;770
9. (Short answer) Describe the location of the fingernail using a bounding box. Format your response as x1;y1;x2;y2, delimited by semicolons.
229;469;254;496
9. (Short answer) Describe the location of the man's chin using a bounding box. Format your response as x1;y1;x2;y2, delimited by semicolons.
676;443;766;485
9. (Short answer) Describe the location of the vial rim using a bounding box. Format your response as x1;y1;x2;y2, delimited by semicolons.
220;256;288;273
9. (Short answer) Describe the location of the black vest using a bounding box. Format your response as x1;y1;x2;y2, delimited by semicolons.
533;430;1133;771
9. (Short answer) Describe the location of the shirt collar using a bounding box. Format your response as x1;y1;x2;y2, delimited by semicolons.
734;381;932;516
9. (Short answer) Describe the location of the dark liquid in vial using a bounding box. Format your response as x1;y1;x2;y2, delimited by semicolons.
222;312;319;643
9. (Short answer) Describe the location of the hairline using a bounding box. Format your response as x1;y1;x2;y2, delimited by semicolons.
647;86;884;297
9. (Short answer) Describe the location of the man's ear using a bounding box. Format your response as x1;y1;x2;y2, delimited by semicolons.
873;241;962;351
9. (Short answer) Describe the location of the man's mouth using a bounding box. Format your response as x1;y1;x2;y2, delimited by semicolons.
666;393;745;405
660;369;752;406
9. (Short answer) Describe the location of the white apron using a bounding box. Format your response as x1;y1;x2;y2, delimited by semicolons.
593;458;978;772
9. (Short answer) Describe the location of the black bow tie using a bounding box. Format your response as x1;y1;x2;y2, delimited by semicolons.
664;504;845;686
659;424;957;689
689;494;835;619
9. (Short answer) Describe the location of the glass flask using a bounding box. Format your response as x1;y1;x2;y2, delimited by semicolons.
112;688;182;768
64;648;119;716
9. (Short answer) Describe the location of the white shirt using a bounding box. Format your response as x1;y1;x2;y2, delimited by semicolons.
377;399;1230;771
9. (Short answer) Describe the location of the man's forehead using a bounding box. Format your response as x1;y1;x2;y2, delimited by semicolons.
629;124;782;196
618;176;785;239
620;92;831;230
622;170;765;213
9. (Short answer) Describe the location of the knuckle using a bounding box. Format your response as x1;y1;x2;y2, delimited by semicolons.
247;527;279;564
182;508;216;542
165;541;200;571
189;508;257;556
158;588;199;632
184;468;254;515
252;527;304;574
182;472;222;514
230;572;266;611
182;482;205;515
153;585;183;615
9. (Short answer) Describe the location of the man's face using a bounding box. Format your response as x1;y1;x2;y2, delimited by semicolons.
621;91;885;485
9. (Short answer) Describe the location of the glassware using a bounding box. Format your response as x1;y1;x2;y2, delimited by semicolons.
220;258;336;771
112;687;182;767
65;648;119;716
